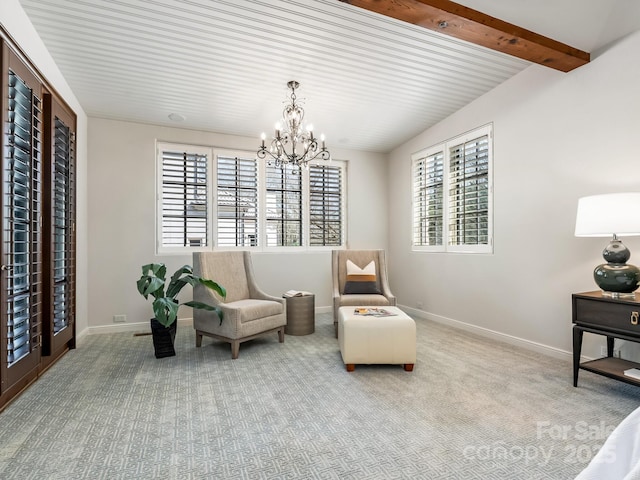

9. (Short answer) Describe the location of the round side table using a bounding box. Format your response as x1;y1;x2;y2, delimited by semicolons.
284;294;315;335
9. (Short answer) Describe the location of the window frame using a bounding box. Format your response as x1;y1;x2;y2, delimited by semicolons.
305;161;347;250
411;124;493;254
264;162;305;250
215;150;259;250
155;141;214;255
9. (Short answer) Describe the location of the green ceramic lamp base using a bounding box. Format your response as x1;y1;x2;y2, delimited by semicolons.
593;238;640;296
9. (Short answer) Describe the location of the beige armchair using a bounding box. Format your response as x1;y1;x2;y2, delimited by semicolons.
192;251;286;359
332;249;396;337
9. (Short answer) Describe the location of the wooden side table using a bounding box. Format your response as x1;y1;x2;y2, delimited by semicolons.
572;290;640;387
284;294;315;335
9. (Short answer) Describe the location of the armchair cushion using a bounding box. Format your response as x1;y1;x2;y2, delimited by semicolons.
227;299;284;323
337;293;390;306
343;260;381;295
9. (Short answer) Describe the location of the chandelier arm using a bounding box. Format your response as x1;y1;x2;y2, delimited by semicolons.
305;149;331;163
257;146;284;164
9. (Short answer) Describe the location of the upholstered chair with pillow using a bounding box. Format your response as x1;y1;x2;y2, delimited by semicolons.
332;249;396;337
192;251;286;359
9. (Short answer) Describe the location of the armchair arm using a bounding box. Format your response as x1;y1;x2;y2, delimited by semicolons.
377;251;396;306
332;250;342;299
193;297;241;338
332;250;342;323
243;252;285;306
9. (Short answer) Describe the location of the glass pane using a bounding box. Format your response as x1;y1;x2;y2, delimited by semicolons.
448;135;489;246
217;155;258;247
6;71;37;365
161;149;209;247
265;164;301;247
413;151;444;246
309;164;343;246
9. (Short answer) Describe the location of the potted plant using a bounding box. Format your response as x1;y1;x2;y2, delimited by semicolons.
136;263;225;358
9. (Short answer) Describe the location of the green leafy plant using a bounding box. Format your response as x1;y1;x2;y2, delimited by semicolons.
136;263;226;327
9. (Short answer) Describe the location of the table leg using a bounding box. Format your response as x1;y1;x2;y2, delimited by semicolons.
573;326;584;387
607;336;615;357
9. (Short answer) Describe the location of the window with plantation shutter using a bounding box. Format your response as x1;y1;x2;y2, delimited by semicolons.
157;143;211;251
1;35;78;410
43;93;76;357
4;67;42;368
265;164;302;247
412;149;444;248
309;163;344;246
217;153;258;247
411;124;492;253
155;144;347;251
52;117;72;335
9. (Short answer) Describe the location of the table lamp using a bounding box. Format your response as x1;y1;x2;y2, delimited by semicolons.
575;193;640;297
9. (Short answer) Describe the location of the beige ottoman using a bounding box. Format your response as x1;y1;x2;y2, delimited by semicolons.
338;306;416;372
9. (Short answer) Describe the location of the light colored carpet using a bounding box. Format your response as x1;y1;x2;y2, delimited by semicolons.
0;312;638;479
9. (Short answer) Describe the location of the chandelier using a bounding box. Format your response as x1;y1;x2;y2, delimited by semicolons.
257;80;330;168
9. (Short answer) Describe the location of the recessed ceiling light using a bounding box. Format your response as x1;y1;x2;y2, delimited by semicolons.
168;113;186;122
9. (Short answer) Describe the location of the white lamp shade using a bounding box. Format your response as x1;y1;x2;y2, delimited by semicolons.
575;193;640;237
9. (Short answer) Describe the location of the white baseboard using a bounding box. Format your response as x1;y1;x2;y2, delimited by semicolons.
315;305;332;314
86;317;193;336
400;304;573;361
79;306;576;361
83;306;333;337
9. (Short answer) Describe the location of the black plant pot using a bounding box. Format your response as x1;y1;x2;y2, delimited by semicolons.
150;318;177;358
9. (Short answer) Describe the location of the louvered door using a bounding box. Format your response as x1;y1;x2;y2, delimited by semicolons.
42;93;76;358
1;45;43;392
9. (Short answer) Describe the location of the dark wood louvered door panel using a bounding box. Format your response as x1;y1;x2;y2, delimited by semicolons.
42;93;76;360
0;45;43;394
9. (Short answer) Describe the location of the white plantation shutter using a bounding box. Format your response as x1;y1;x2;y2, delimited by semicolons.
412;149;444;248
158;143;211;249
448;133;490;250
265;164;302;247
309;164;343;246
217;154;258;247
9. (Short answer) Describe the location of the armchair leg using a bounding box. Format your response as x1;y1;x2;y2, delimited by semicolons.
195;332;203;348
231;340;240;360
278;326;285;343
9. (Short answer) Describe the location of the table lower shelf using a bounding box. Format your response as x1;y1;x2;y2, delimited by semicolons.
580;357;640;386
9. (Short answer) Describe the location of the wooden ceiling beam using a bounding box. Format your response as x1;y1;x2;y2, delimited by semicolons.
339;0;590;72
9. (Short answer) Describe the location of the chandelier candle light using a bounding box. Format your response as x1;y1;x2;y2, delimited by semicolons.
257;80;330;169
575;192;640;297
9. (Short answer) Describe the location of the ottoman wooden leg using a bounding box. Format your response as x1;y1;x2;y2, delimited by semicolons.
404;364;414;372
346;364;355;372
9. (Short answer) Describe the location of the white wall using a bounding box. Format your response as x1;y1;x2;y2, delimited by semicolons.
87;118;388;331
9;0;636;357
0;0;89;337
388;31;640;359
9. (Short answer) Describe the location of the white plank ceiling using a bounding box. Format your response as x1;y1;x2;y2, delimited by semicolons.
17;0;640;153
